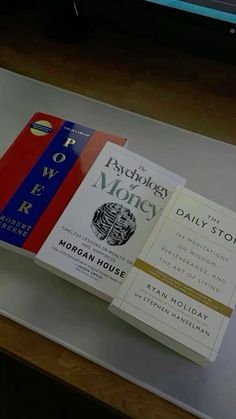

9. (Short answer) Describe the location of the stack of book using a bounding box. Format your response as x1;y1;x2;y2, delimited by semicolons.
1;112;236;365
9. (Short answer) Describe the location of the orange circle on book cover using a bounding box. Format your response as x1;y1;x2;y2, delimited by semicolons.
30;120;53;136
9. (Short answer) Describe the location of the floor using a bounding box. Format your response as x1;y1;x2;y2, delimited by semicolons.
0;353;123;419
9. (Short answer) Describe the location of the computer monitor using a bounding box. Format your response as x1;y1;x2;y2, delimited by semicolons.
145;0;236;24
78;0;236;62
137;0;236;63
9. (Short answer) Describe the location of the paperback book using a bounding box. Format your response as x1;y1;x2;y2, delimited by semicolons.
109;187;236;364
0;112;126;257
35;142;186;301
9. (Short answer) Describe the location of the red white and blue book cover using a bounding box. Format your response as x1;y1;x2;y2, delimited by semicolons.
0;112;127;257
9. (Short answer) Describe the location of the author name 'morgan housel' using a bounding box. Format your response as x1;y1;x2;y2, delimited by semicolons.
58;239;126;278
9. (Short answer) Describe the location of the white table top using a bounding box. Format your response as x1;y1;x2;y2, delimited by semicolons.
1;68;236;419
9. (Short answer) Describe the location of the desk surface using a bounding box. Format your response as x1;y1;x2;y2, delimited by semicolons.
0;8;236;419
1;69;236;419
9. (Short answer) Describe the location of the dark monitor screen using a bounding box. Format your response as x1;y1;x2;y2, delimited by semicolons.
145;1;236;24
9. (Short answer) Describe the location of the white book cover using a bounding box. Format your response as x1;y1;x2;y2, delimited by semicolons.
35;142;186;301
110;187;236;364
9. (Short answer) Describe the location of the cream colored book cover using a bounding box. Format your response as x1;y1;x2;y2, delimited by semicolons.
35;143;185;301
110;187;236;364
